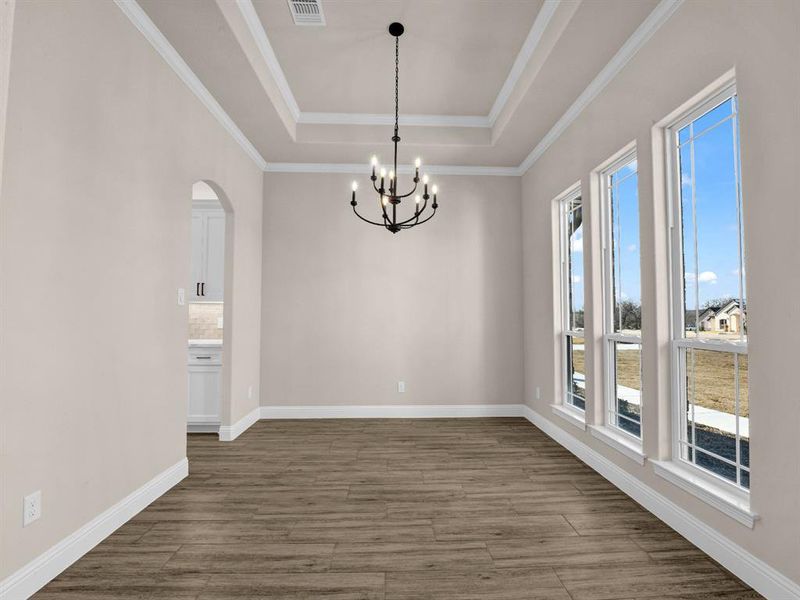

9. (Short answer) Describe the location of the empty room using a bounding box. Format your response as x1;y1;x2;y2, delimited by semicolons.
1;0;799;598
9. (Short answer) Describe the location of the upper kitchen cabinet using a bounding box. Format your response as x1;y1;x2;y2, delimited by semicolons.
190;201;225;302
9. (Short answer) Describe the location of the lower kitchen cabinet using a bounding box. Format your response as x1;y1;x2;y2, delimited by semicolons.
188;347;221;432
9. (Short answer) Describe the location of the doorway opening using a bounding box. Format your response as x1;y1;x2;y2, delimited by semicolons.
187;180;230;434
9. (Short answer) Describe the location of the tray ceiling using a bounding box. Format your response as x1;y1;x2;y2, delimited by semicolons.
133;0;670;171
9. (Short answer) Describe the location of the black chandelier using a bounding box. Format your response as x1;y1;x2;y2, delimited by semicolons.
350;22;438;234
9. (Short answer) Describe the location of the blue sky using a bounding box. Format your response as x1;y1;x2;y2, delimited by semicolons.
568;96;744;319
611;161;640;305
679;97;745;311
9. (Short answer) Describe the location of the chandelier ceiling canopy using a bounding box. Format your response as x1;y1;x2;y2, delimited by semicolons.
349;22;438;234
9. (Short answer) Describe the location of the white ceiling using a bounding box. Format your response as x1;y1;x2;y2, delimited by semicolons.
253;0;544;116
133;0;671;171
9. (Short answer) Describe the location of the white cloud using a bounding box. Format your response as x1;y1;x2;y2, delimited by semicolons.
572;275;582;284
627;244;637;252
571;236;583;253
684;271;717;284
698;271;718;283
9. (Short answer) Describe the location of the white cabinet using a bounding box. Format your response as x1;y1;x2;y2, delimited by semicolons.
190;206;225;302
188;347;222;432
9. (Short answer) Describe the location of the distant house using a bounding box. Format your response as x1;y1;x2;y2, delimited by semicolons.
698;300;745;333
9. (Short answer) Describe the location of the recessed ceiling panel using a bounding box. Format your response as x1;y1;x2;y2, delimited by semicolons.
252;0;544;116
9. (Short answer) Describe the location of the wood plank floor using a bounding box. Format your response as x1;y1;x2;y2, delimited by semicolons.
37;418;761;599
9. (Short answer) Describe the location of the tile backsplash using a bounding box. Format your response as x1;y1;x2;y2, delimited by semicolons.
189;302;223;340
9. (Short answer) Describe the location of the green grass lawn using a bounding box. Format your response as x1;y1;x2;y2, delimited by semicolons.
571;341;748;418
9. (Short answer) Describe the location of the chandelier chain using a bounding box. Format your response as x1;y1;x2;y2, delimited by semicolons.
394;36;399;138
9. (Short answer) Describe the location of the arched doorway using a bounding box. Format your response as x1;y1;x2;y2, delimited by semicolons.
187;180;234;437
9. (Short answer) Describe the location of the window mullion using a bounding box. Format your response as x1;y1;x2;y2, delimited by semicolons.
734;353;741;486
690;122;700;340
732;96;746;343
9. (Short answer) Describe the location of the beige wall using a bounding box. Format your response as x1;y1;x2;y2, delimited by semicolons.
261;173;523;408
2;0;799;592
521;0;800;585
0;0;262;578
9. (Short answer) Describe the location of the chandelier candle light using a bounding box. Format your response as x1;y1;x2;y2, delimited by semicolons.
350;22;439;234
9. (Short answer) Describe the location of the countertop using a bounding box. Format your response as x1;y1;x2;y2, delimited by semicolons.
189;339;223;348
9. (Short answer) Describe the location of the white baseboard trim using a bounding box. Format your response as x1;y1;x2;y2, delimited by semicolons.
260;404;525;419
187;423;220;434
0;458;188;600
521;405;800;600
218;406;261;441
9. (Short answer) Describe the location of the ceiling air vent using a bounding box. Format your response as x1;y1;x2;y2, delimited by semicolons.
287;0;325;26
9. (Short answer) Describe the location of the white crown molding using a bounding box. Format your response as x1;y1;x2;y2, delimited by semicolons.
0;458;188;599
114;0;267;171
263;162;521;177
518;0;684;173
488;0;561;125
236;0;301;121
116;0;683;177
235;0;560;131
522;406;800;600
113;0;513;175
299;112;490;128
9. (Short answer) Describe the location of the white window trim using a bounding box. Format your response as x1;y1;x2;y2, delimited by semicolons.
652;460;756;528
664;78;751;502
598;149;644;447
551;403;586;431
590;424;646;465
557;184;586;413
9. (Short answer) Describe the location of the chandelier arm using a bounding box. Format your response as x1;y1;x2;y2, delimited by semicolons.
392;180;418;199
394;198;428;227
377;195;391;223
370;181;393;223
398;198;428;225
353;206;391;227
399;206;437;228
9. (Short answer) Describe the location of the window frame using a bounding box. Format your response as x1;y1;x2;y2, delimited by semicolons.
600;149;643;441
558;185;586;414
666;81;749;496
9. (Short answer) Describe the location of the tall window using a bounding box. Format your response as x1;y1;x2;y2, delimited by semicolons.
669;85;749;490
560;189;585;411
602;153;641;438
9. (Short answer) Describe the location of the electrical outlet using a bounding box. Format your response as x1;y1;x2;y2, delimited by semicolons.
177;288;186;306
248;385;253;399
23;491;41;527
217;316;223;329
535;387;541;401
397;381;406;393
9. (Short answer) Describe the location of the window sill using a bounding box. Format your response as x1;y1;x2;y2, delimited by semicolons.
589;425;646;466
550;404;586;431
652;460;757;528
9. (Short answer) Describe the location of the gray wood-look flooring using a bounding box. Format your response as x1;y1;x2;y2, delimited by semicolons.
37;418;761;599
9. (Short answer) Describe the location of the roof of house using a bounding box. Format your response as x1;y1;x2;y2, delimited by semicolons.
699;299;744;320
